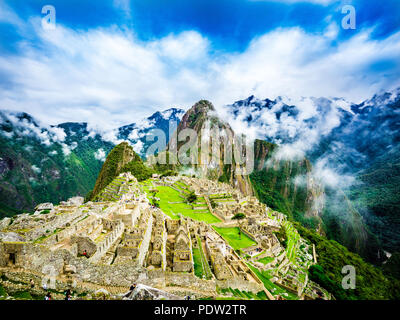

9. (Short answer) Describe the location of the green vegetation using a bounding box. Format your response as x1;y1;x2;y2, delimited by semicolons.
345;150;400;259
185;191;197;203
0;119;114;218
283;223;301;263
121;160;154;182
382;252;400;280
295;222;400;300
216;287;267;300
193;237;213;280
209;198;217;209
89;142;155;200
232;213;246;220
149;151;181;174
246;263;298;300
192;247;205;278
250;140;319;230
257;256;274;265
213;227;256;250
12;291;33;300
0;284;6;297
218;164;231;184
275;227;287;249
154;185;220;223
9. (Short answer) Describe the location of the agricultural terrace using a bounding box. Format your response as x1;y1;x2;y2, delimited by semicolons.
192;236;213;280
246;263;299;300
140;180;220;223
212;227;256;250
215;288;268;300
284;221;301;264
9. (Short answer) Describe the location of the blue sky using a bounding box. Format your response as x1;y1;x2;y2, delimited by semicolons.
0;0;399;128
3;0;399;51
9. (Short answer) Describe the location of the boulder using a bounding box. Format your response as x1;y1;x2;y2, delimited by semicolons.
125;284;183;300
0;218;12;230
35;203;54;211
0;232;25;242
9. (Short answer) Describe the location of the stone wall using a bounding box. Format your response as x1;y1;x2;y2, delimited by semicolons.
137;213;153;266
90;221;124;263
26;209;83;241
216;278;264;294
71;236;97;257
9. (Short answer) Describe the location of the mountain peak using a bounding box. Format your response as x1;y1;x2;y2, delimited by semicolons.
88;142;139;200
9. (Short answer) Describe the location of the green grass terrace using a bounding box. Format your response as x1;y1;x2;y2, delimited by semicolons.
144;183;221;223
212;227;256;250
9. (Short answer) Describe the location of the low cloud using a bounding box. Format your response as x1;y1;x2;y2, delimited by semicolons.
31;165;41;174
94;148;106;162
313;157;355;188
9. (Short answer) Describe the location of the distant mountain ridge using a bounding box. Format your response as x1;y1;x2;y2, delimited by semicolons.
224;87;400;261
0;107;185;216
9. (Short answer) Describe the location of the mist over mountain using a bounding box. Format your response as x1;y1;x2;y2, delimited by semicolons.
0;107;185;216
219;87;400;261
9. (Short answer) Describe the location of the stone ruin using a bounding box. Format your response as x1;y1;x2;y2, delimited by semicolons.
0;172;325;300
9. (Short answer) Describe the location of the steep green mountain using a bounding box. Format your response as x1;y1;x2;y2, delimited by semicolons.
0;111;114;217
295;223;400;300
347;145;400;255
250;139;322;230
224;89;400;263
87;142;154;200
0;108;185;217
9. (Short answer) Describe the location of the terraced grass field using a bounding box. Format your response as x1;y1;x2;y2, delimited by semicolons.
257;256;275;265
246;263;298;300
212;227;256;250
192;247;205;278
155;186;221;223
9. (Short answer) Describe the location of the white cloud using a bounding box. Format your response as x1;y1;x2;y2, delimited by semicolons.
61;143;72;156
1;130;13;138
128;128;140;140
313;157;355;188
131;140;144;154
94;148;106;161
0;1;26;31
0;14;399;131
48;126;66;142
113;0;131;17
31;165;41;174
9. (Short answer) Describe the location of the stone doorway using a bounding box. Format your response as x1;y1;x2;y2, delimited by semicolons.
8;252;16;265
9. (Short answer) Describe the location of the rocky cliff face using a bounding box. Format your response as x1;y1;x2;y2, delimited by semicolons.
165;100;254;195
251;139;324;230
